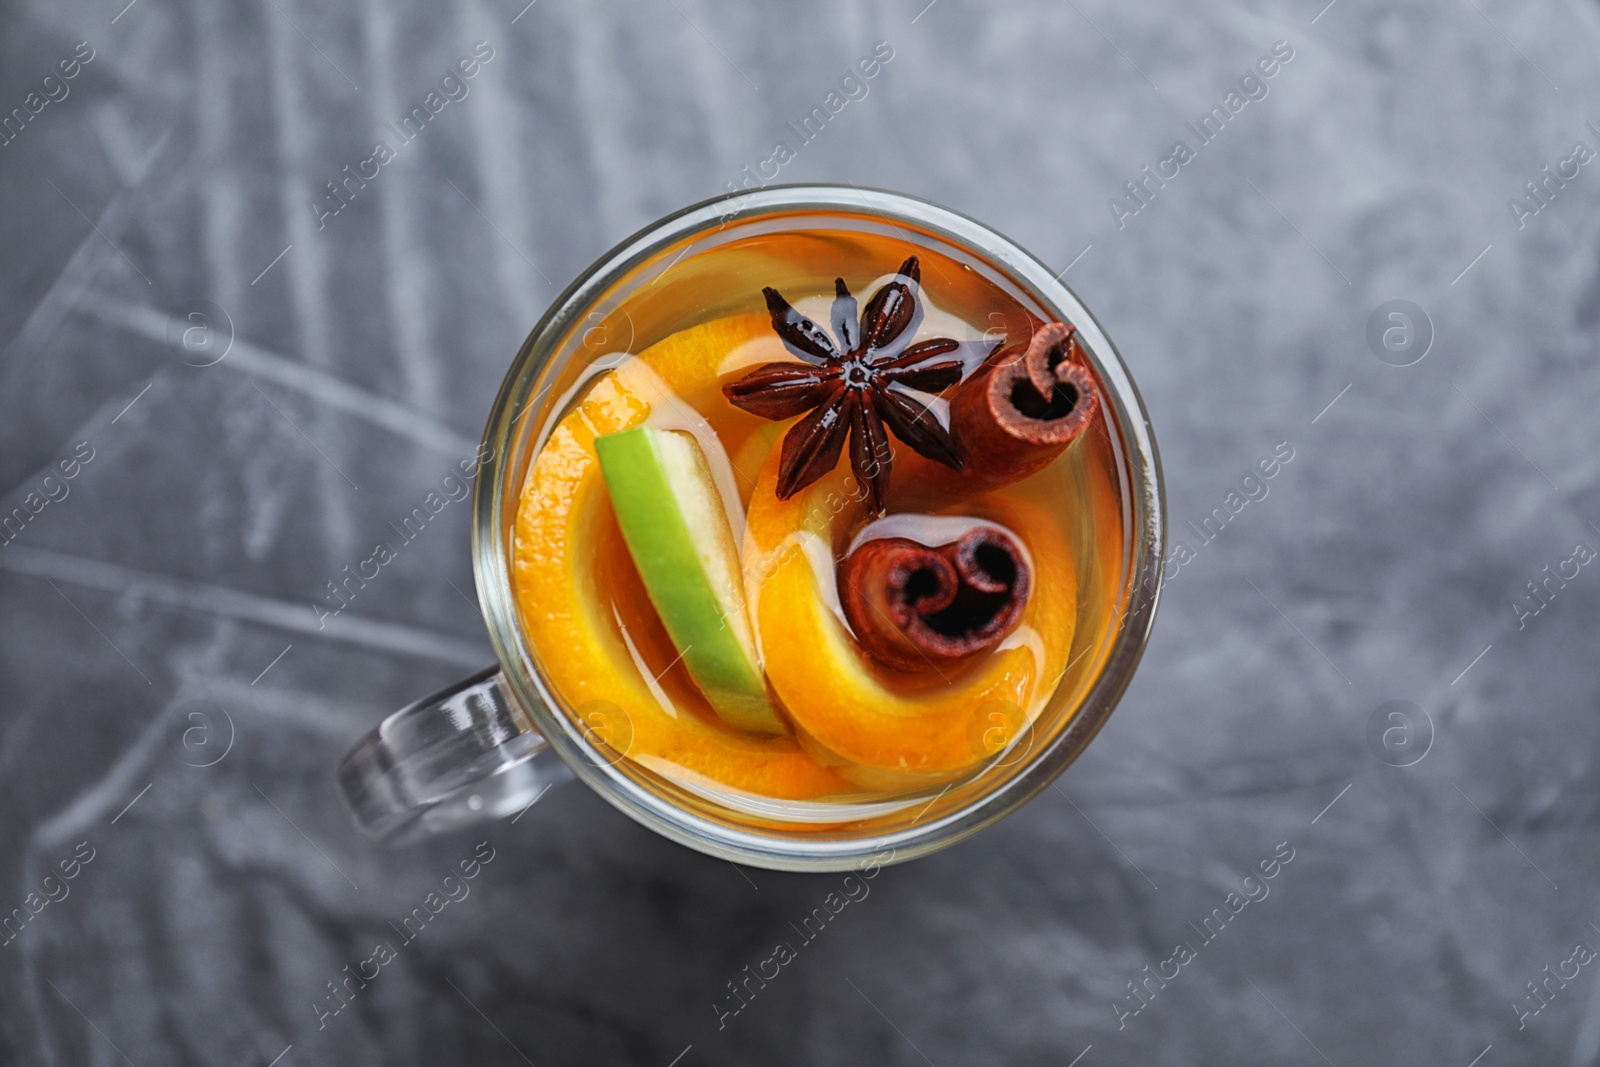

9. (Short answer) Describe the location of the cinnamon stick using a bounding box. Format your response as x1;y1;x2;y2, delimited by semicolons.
949;322;1098;488
837;525;1031;672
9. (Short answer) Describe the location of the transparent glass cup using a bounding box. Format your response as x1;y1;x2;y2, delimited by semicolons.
337;185;1164;871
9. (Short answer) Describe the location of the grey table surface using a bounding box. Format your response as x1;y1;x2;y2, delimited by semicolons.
3;0;1599;1064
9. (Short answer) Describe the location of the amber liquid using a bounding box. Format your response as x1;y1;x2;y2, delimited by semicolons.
512;220;1131;836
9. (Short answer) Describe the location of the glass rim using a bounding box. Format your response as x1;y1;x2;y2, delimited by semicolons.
472;183;1165;871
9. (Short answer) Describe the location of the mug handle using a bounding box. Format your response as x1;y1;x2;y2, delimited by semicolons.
337;666;574;846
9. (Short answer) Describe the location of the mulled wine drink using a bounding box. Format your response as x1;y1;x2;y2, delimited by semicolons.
510;222;1132;832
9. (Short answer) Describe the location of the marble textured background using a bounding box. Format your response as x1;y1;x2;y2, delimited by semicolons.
2;0;1599;1063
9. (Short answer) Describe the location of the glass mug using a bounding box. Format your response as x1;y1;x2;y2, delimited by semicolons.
337;185;1164;872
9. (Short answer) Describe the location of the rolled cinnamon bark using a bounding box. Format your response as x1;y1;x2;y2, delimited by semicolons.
949;322;1098;488
837;525;1031;672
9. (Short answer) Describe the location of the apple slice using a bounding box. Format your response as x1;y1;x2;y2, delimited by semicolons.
595;426;785;735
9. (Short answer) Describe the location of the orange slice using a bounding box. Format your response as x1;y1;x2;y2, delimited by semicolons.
744;452;1079;774
511;315;855;799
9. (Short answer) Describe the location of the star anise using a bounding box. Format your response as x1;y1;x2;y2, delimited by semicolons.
723;256;987;514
